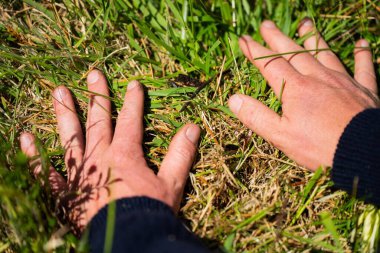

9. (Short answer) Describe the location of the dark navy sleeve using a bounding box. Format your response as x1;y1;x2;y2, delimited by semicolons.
332;108;380;207
86;196;210;253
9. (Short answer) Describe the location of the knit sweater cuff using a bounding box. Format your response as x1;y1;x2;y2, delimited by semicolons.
332;108;380;206
86;197;210;253
88;196;174;230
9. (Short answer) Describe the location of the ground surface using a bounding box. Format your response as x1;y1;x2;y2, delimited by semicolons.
0;0;379;252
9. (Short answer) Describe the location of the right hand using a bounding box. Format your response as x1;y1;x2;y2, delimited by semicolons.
20;70;200;233
228;19;378;170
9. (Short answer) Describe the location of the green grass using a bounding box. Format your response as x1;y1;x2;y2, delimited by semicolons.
0;0;379;252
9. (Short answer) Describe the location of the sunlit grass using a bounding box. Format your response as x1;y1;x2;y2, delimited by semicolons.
0;0;379;252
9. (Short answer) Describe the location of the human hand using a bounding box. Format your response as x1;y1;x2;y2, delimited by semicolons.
228;19;378;170
20;70;200;232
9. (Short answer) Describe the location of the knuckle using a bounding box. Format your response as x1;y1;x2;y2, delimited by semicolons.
356;69;376;80
172;145;193;161
320;50;336;58
55;105;73;116
113;146;144;163
116;115;136;126
111;153;125;166
247;110;260;129
86;118;109;130
293;74;306;84
270;128;284;149
314;69;342;85
288;74;305;89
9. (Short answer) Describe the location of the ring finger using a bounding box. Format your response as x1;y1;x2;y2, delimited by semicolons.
260;20;322;75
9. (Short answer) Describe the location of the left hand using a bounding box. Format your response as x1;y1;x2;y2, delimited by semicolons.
20;70;200;232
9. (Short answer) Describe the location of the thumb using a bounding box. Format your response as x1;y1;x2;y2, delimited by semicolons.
158;124;200;211
228;94;283;146
20;132;67;197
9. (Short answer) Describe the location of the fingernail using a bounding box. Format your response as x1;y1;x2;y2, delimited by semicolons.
262;20;276;29
241;35;253;41
185;125;200;145
300;18;313;27
56;87;66;102
87;70;100;84
127;80;139;91
229;95;243;114
20;134;33;147
359;39;369;47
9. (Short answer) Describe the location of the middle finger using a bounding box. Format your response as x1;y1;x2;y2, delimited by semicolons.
260;20;323;75
85;70;112;159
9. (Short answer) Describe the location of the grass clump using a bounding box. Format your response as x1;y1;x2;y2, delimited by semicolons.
0;0;379;252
